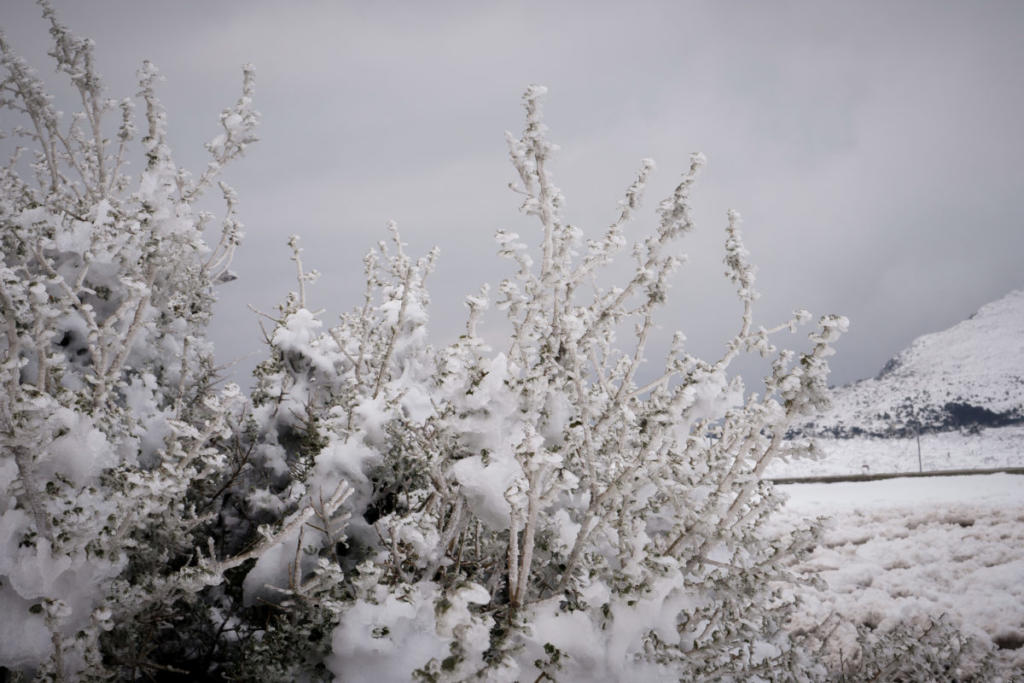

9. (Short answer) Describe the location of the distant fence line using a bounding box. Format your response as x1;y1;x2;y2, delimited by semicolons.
769;466;1024;485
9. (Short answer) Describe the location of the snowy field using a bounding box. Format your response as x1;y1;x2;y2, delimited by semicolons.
776;474;1024;677
767;426;1024;479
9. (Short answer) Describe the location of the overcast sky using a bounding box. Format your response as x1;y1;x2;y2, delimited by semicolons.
5;1;1023;389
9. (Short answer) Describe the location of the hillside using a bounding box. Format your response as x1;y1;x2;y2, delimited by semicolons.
801;289;1024;438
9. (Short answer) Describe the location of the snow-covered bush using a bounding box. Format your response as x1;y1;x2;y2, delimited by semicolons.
2;5;986;682
0;5;350;679
789;610;994;681
246;84;850;681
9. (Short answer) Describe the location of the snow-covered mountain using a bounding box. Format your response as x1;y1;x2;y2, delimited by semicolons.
802;289;1024;438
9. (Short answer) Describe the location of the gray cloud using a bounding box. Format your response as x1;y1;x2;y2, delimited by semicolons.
5;0;1022;388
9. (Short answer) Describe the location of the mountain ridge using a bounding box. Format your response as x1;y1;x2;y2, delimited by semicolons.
801;289;1024;438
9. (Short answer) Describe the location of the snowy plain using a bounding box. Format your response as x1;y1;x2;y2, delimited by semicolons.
775;474;1024;677
767;425;1024;479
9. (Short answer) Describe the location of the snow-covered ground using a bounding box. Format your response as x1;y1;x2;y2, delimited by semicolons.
775;474;1024;677
768;425;1024;478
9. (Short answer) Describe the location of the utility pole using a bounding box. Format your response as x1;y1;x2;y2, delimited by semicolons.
907;400;922;473
916;429;922;473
